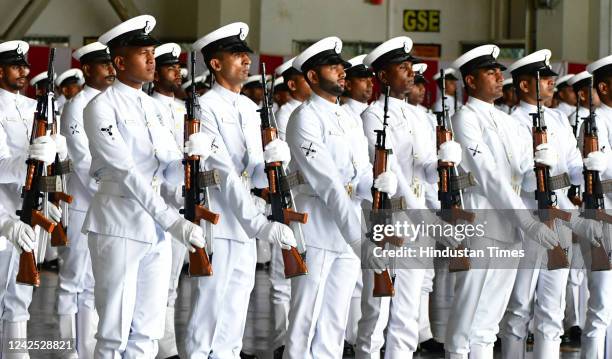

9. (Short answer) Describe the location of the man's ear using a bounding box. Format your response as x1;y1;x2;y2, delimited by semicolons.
377;69;388;86
345;78;353;93
153;69;160;82
287;79;297;92
209;58;222;73
306;69;318;85
598;81;609;97
464;74;477;93
81;64;91;78
518;78;530;94
113;55;126;72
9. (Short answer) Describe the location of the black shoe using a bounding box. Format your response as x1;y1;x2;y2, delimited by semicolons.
526;332;534;347
41;258;59;271
343;341;355;357
273;346;284;359
419;338;445;353
561;326;582;352
240;352;258;359
494;337;502;352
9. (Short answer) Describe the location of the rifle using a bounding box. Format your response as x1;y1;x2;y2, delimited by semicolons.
531;70;572;270
435;69;475;273
16;49;60;286
45;55;73;248
258;62;308;278
180;51;220;276
581;76;612;271
370;86;398;297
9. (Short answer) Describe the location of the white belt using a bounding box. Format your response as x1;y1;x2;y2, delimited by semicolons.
98;178;161;198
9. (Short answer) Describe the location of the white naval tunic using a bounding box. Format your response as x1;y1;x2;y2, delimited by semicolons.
83;80;182;357
275;98;302;141
0;88;37;324
433;94;462;118
284;92;371;358
184;82;268;358
556;101;575;118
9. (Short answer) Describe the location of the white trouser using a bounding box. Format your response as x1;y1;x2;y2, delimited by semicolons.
166;233;186;308
284;246;360;359
419;268;435;343
431;257;456;343
445;238;519;358
578;228;612;359
564;241;586;329
345;276;363;346
1;247;33;323
499;238;569;359
355;267;425;359
184;238;256;359
88;231;171;358
270;242;291;349
156;232;186;359
57;209;95;315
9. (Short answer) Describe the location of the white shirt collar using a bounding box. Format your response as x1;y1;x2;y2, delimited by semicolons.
151;90;175;104
344;97;368;114
82;85;100;97
212;82;240;106
113;80;147;101
0;87;19;102
310;91;340;111
467;96;495;111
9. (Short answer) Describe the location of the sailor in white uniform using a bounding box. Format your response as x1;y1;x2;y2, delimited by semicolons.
185;22;296;358
499;49;603;359
57;41;116;359
274;57;311;141
555;74;577;118
445;44;560;359
0;39;64;359
83;15;210;357
433;68;462;118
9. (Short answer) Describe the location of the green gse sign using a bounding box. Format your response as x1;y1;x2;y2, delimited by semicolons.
403;10;440;32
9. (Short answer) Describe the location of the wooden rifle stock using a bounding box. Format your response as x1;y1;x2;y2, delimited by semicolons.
258;64;308;278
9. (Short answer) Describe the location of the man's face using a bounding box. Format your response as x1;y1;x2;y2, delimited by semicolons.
0;65;30;92
467;67;503;102
558;86;577;106
61;83;82;99
114;46;156;83
243;86;264;104
445;78;457;95
84;61;116;90
502;86;517;106
288;75;312;100
273;89;291;107
213;51;251;85
346;76;373;103
382;60;414;95
312;63;346;97
155;63;182;92
408;82;426;105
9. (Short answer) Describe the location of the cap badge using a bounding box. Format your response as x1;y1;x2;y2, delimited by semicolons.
403;41;410;53
16;44;23;55
334;41;341;54
172;47;179;57
239;28;247;41
144;21;152;34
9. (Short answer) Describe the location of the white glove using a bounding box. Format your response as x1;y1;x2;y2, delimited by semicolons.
252;194;269;216
184;132;212;159
522;219;559;250
584;151;607;172
47;201;62;223
257;222;297;250
29;135;57;164
51;134;68;161
373;171;398;197
264;139;291;164
365;242;387;274
534;143;558;169
425;212;462;249
167;218;206;253
2;219;36;253
438;140;462;165
569;213;603;247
